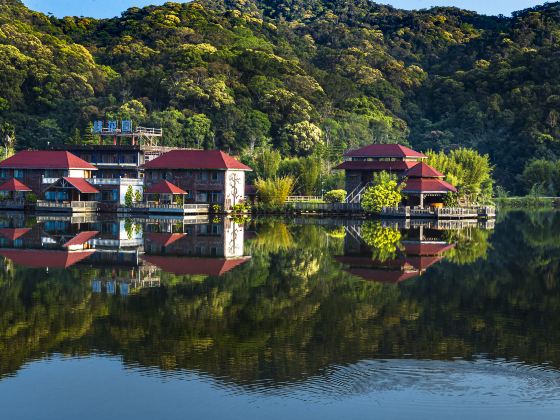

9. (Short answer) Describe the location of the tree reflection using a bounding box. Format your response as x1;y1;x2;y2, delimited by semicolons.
1;213;560;393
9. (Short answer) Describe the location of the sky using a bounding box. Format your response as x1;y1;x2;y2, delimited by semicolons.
22;0;546;19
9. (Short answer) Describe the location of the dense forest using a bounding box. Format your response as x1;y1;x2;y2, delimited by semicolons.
1;0;560;190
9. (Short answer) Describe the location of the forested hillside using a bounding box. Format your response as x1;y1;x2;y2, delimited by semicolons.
1;0;560;190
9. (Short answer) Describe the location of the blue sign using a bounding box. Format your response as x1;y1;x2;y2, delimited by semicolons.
93;121;103;133
108;120;118;132
121;120;132;133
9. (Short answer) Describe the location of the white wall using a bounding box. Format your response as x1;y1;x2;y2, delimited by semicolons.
224;170;246;209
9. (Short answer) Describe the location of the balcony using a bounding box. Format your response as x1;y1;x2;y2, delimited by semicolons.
36;200;99;213
87;177;143;186
42;177;61;184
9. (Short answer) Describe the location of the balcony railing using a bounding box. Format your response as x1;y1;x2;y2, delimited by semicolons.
37;200;98;209
42;177;60;184
87;178;143;186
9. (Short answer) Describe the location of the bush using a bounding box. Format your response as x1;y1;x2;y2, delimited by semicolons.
324;189;346;203
231;201;251;213
361;172;403;213
255;176;295;206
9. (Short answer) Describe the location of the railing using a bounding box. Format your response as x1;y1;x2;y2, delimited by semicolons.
381;206;496;219
42;177;60;184
0;199;25;208
286;196;323;202
130;202;210;212
87;177;143;185
292;202;362;213
136;127;163;136
37;200;98;209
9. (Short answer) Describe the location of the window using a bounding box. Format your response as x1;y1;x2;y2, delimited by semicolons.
197;171;208;181
0;169;7;178
210;172;220;182
14;170;24;179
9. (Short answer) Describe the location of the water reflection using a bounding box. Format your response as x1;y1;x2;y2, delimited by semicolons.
2;211;560;402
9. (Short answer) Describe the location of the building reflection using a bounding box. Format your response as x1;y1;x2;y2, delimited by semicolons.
337;220;489;283
0;215;250;294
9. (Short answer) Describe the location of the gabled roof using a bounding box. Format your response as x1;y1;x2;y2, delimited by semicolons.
0;249;95;268
0;178;32;192
344;144;427;159
61;177;99;194
406;162;444;178
142;256;251;276
0;151;97;170
146;232;187;247
402;242;455;256
0;228;31;241
401;178;457;193
334;161;417;171
143;150;252;171
146;180;187;195
63;231;98;248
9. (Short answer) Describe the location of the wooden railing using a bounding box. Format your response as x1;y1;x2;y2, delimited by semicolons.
381;206;496;219
286;196;323;202
0;199;25;208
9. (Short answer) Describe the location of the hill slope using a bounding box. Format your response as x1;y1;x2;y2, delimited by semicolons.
1;0;560;189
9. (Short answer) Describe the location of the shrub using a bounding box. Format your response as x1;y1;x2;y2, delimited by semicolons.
255;176;295;206
361;172;403;213
324;189;346;203
124;186;134;207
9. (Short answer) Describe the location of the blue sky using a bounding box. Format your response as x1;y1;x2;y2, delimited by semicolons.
22;0;545;18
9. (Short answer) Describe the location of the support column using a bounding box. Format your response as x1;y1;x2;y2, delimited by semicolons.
419;194;424;208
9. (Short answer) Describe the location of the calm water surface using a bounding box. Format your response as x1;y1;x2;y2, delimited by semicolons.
0;212;559;419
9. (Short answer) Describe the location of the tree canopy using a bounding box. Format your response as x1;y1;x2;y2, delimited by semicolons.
1;0;560;191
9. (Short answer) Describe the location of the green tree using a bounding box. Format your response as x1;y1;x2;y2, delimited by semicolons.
255;176;295;207
361;171;403;213
125;186;134;207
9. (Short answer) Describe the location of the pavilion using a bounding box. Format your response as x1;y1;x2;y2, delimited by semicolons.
145;180;188;205
401;162;457;208
0;178;33;209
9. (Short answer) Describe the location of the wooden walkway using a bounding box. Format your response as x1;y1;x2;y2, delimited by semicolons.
381;206;496;219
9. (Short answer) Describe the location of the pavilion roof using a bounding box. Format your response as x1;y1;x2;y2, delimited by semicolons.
334;161;416;171
63;231;99;248
61;177;100;194
0;178;32;192
0;228;31;241
145;232;187;247
401;178;457;193
146;180;187;195
406;162;444;178
344;144;427;159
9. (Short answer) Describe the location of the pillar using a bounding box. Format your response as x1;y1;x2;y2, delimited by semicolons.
419;193;424;208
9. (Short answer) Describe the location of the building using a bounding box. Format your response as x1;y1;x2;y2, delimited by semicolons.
401;162;457;207
335;144;427;198
335;144;456;207
0;150;97;196
143;150;252;209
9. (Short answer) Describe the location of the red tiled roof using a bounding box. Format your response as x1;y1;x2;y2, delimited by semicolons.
63;231;98;248
347;268;420;283
143;150;252;171
406;162;444;178
334;161;417;171
146;180;187;195
403;242;455;256
0;249;95;268
344;144;427;159
0;228;31;241
62;177;99;194
401;178;457;193
406;256;445;271
0;178;32;192
0;151;97;170
146;232;186;247
142;256;251;276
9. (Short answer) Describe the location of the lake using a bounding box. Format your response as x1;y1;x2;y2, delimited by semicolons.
0;212;559;419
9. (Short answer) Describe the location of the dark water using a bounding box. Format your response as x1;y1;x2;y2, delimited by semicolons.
0;212;560;419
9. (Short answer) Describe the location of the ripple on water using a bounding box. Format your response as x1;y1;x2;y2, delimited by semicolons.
229;357;560;409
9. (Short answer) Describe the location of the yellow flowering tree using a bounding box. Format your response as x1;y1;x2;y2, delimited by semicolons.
361;171;403;213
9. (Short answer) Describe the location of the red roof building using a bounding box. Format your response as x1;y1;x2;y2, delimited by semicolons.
0;249;95;269
335;144;427;202
143;150;252;210
0;151;97;197
401;162;457;207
